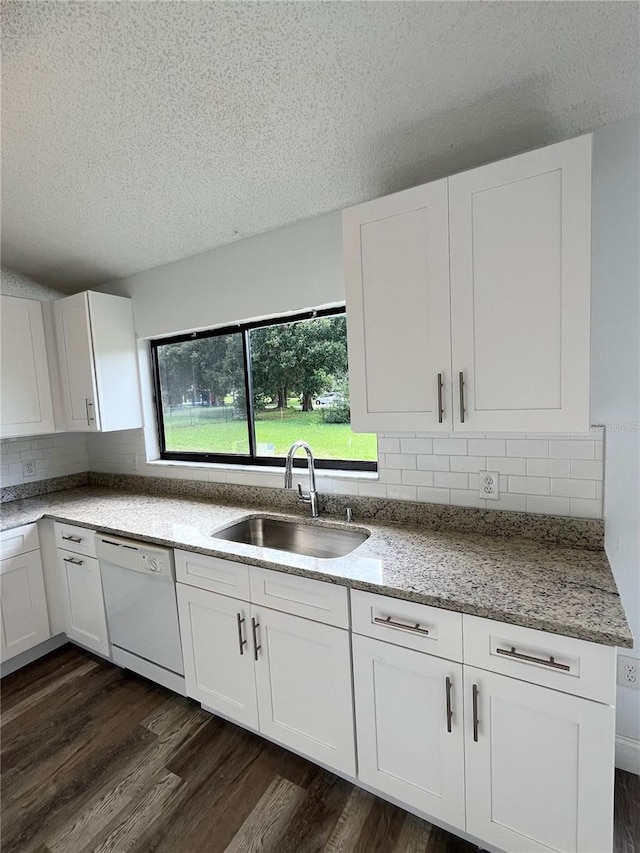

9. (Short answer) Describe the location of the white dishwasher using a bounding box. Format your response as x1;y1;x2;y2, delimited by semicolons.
96;534;185;694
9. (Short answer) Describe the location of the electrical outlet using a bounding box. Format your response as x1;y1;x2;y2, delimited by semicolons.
479;470;499;500
617;655;640;689
131;453;139;471
21;459;36;477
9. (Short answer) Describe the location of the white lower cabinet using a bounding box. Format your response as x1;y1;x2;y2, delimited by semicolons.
0;549;50;662
57;548;109;656
177;584;258;729
352;634;465;828
254;606;355;775
176;554;356;777
464;666;615;853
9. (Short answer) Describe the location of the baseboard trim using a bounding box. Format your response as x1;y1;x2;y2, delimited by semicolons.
0;634;68;678
616;734;640;775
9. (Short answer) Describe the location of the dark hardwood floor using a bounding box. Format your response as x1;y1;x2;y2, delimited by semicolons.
1;646;638;853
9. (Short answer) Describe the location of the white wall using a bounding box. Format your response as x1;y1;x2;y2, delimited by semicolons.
100;212;344;339
590;115;640;761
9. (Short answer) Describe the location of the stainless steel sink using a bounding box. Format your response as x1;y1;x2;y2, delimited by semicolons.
211;516;368;559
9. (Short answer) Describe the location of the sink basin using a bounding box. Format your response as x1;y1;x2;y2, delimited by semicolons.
211;516;368;559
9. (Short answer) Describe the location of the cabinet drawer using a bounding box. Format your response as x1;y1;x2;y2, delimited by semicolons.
463;614;616;705
249;567;349;628
0;523;39;559
53;522;97;558
351;589;463;661
175;550;250;601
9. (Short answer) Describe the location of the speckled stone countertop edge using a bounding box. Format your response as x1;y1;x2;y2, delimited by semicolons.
2;487;630;650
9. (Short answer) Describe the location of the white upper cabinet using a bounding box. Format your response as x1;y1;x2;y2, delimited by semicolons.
0;296;55;438
449;134;592;432
344;134;592;434
54;291;143;432
344;180;452;432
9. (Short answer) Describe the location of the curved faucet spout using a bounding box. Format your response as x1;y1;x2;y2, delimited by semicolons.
284;441;319;518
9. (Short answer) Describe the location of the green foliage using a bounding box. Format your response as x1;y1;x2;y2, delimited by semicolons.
320;405;351;424
250;315;348;410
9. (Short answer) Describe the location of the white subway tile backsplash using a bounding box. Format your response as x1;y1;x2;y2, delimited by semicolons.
377;437;400;454
549;440;595;459
570;459;603;480
384;453;417;470
570;498;602;518
508;476;550;495
399;438;433;454
450;490;486;508
450;455;486;473
433;438;468;455
378;468;402;485
550;478;597;499
401;469;435;487
506;439;548;458
416;486;450;504
416;455;450;471
468;439;506;456
486;456;527;475
357;481;387;498
1;433;88;488
434;471;469;489
386;484;418;502
490;493;528;512
78;425;605;522
526;458;571;478
526;495;570;516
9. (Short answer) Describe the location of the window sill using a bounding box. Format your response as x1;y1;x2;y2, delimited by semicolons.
144;458;379;481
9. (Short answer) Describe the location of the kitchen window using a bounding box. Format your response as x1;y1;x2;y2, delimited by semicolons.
150;308;377;471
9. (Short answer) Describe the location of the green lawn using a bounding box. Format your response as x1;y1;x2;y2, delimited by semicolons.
162;406;377;461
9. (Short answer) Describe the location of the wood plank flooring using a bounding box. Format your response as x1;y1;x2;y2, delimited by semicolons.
1;645;638;853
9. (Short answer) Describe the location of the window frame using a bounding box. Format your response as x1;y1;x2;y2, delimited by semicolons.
149;307;377;472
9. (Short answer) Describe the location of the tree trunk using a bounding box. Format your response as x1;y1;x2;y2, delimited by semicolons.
277;387;287;409
301;393;314;412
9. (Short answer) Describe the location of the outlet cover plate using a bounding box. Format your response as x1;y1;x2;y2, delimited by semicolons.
21;459;36;477
479;470;500;500
617;655;640;689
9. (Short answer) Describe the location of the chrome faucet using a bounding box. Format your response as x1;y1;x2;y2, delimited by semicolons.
284;441;319;518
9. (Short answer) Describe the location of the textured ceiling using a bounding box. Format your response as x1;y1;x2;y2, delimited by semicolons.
2;1;639;291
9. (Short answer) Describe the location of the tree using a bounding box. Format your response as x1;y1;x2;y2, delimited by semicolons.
249;315;348;411
157;334;245;408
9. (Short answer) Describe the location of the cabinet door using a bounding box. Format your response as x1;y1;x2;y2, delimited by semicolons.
176;584;258;729
449;134;592;432
54;292;100;431
57;550;109;655
0;550;50;662
253;607;355;775
0;296;55;438
343;180;452;432
465;666;615;853
352;635;465;829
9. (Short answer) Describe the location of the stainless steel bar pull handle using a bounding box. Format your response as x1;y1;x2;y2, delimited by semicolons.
85;398;95;426
458;372;465;424
496;646;571;672
61;535;83;543
236;613;247;656
437;373;444;423
63;556;84;566
472;683;479;742
373;615;429;636
445;676;453;733
251;617;261;661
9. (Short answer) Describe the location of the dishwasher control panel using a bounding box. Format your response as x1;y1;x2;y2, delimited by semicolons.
142;553;167;574
95;534;175;579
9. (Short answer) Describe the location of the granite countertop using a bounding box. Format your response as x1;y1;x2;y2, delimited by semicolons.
0;486;632;648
